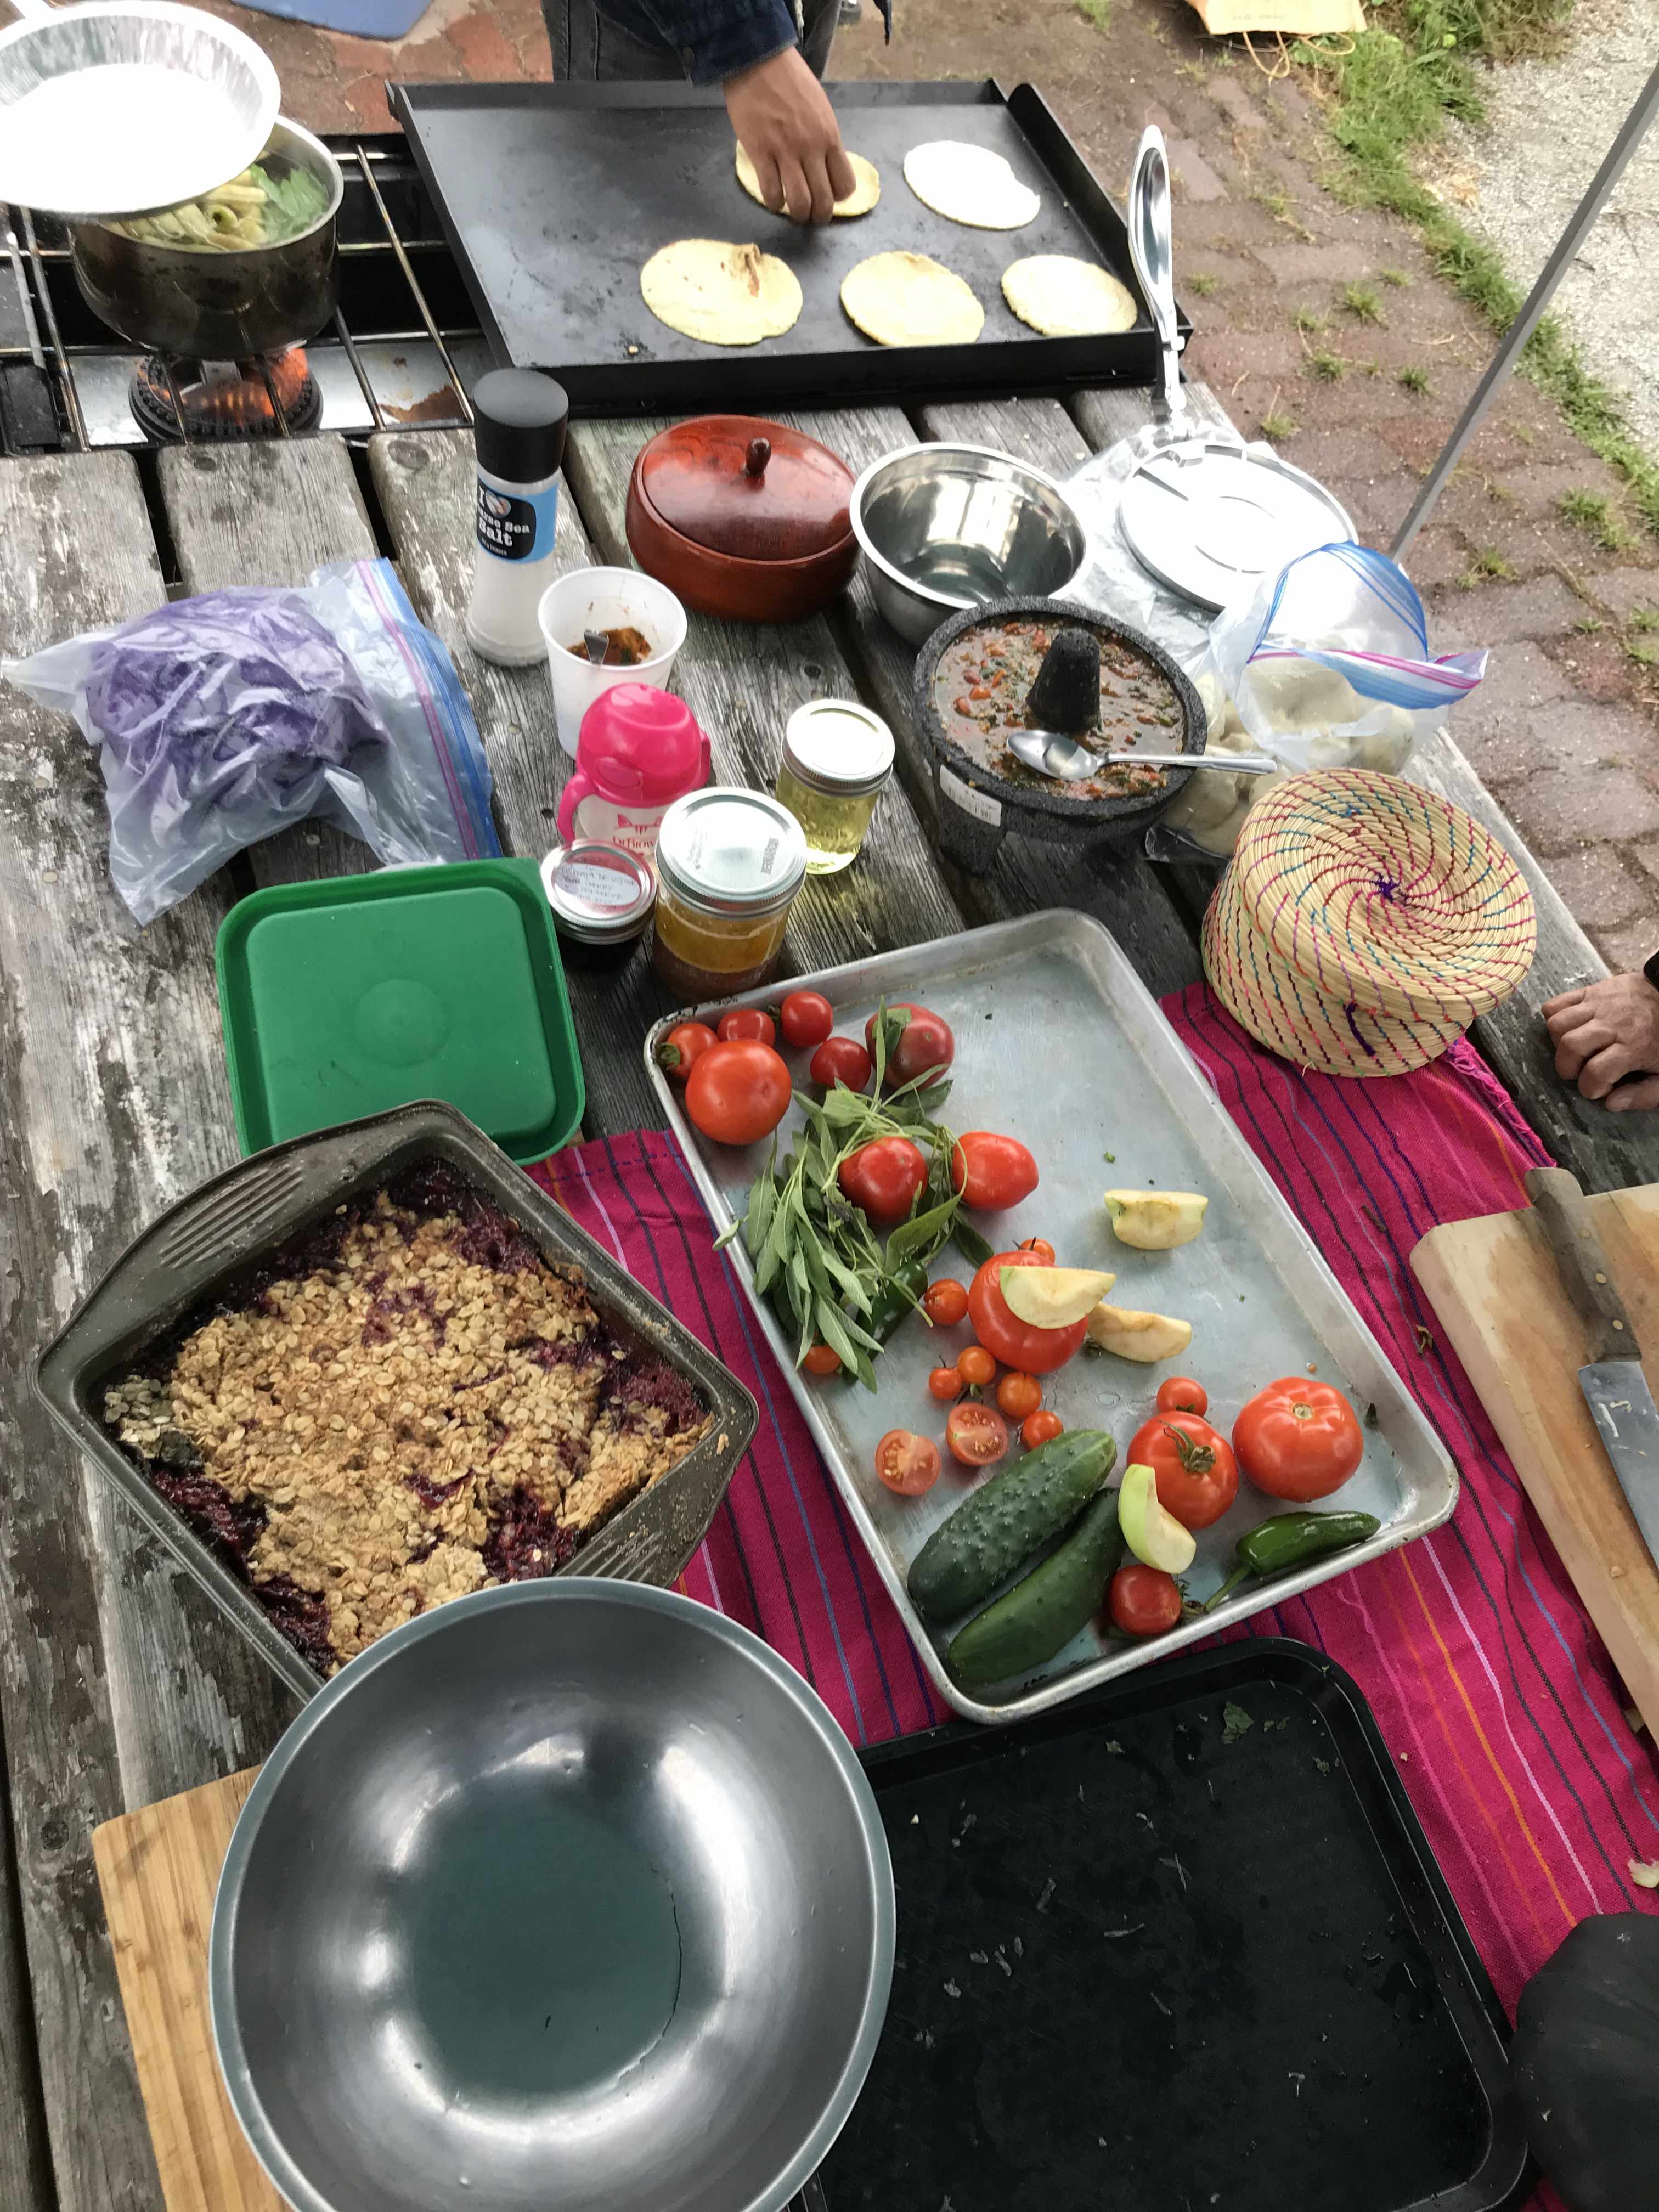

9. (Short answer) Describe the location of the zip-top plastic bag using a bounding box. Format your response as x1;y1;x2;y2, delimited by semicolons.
2;557;500;922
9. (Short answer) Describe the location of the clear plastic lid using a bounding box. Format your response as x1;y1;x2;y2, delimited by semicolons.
655;787;808;917
782;699;895;798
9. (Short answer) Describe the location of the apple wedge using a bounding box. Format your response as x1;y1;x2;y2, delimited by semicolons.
1102;1190;1208;1251
1085;1301;1193;1363
1000;1265;1116;1329
1119;1463;1196;1574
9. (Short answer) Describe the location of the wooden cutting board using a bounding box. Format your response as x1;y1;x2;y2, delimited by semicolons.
1412;1182;1659;1736
91;1767;277;2212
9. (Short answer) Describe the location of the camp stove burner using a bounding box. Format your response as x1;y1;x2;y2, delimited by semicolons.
129;351;323;442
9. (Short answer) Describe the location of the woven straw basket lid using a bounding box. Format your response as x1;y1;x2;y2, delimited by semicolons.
1204;768;1537;1079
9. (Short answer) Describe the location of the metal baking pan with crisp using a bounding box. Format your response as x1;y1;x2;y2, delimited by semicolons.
647;910;1458;1726
34;1102;759;1702
388;79;1190;412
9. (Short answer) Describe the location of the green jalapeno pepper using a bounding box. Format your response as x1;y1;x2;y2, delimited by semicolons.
1204;1508;1381;1611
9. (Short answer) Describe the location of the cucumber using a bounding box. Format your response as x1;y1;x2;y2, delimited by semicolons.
906;1430;1116;1622
947;1489;1125;1685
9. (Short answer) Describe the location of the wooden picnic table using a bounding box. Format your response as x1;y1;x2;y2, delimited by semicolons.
0;373;1652;2212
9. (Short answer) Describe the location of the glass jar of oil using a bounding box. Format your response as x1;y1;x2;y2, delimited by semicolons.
652;787;807;998
774;699;895;874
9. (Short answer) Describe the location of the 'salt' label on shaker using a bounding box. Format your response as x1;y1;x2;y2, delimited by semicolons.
477;479;558;562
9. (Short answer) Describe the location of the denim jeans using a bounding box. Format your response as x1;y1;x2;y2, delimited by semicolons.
543;0;838;86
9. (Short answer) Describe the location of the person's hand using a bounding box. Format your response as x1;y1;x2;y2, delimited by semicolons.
1543;973;1659;1110
725;46;855;224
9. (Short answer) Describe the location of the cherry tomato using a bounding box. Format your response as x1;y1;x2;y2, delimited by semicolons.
921;1278;969;1327
1125;1410;1239;1532
946;1402;1009;1468
802;1343;842;1377
957;1344;997;1388
656;1021;716;1084
838;1136;929;1226
875;1429;941;1496
951;1131;1040;1212
996;1371;1042;1420
967;1248;1086;1376
684;1040;792;1147
1157;1375;1209;1417
1233;1379;1364;1502
865;1002;955;1090
1109;1565;1183;1637
1017;1237;1056;1264
928;1365;963;1402
808;1035;873;1091
1023;1409;1064;1448
717;1007;775;1046
779;990;833;1049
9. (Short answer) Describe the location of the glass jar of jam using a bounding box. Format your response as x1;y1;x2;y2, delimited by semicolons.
652;787;807;998
774;699;895;874
539;838;655;969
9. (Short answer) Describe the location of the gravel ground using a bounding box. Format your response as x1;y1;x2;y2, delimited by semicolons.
1429;0;1659;456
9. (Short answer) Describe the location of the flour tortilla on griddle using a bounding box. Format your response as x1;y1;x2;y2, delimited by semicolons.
735;142;881;218
902;140;1040;229
639;239;803;346
1001;254;1137;336
841;251;984;348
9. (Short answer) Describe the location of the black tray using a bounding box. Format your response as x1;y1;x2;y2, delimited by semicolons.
816;1639;1530;2212
388;78;1189;413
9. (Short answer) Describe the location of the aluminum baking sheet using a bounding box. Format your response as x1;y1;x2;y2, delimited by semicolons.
646;910;1458;1726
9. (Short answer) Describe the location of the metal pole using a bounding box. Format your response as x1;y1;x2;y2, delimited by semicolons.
1391;51;1659;562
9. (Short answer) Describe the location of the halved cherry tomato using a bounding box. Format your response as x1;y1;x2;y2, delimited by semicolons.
922;1278;969;1327
951;1131;1040;1212
684;1041;792;1146
779;990;833;1049
718;1007;775;1046
865;1002;955;1090
1233;1379;1364;1502
928;1365;962;1402
802;1343;842;1376
656;1021;716;1084
809;1035;873;1091
1126;1411;1239;1532
967;1248;1086;1376
838;1136;928;1226
957;1344;997;1388
875;1429;941;1496
946;1402;1009;1467
1157;1375;1209;1417
996;1371;1042;1420
1109;1564;1183;1637
1017;1237;1056;1264
1023;1409;1064;1448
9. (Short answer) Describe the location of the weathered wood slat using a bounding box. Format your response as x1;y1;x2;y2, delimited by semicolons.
0;1708;52;2212
0;452;296;2212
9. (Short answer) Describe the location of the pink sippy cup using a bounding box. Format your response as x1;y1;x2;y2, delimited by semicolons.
555;684;711;872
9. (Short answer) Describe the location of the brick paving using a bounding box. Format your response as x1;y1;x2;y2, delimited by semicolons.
201;0;1659;971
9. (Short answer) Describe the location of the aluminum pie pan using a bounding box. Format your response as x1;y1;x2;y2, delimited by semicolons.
33;1101;758;1702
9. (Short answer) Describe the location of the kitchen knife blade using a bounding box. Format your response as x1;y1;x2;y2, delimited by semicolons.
1525;1166;1659;1566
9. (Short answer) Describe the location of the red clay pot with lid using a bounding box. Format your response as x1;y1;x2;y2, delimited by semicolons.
626;413;859;623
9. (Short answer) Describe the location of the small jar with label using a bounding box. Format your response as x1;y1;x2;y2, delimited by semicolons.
652;788;807;999
540;840;655;968
774;699;894;874
465;368;569;667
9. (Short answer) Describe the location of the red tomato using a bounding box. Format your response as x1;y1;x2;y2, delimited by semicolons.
951;1131;1040;1212
808;1035;873;1091
838;1136;928;1226
967;1249;1086;1376
1017;1237;1056;1264
684;1041;792;1146
956;1344;996;1388
1157;1375;1209;1417
928;1365;962;1402
921;1278;969;1327
946;1403;1009;1467
1234;1379;1364;1502
1125;1411;1239;1532
717;1007;775;1046
1022;1409;1064;1448
802;1343;842;1376
779;990;833;1049
996;1371;1042;1420
656;1021;716;1084
865;1002;955;1090
875;1429;941;1496
1109;1565;1183;1637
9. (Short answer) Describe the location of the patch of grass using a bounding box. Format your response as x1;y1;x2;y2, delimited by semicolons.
1629;642;1659;667
1293;306;1327;335
1252;184;1316;242
1074;0;1111;27
1308;346;1347;381
1559;488;1635;551
1461;547;1516;586
1380;266;1411;287
1399;364;1431;394
1573;616;1604;634
1341;281;1384;324
1188;272;1220;297
1260;409;1299;440
1629;605;1659;631
1513;420;1537;447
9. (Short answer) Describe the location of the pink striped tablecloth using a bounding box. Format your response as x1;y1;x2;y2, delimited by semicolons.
530;981;1659;2061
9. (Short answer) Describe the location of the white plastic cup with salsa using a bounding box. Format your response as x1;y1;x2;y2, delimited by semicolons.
538;566;686;757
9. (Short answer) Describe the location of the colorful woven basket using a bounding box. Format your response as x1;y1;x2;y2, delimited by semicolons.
1202;769;1537;1077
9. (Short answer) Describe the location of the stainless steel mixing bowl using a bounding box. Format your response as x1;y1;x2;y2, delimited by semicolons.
850;443;1090;644
211;1580;895;2212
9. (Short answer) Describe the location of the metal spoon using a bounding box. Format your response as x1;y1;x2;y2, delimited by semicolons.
583;628;609;665
1006;727;1279;783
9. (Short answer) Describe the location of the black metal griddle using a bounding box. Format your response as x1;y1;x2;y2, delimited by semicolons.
817;1640;1530;2212
388;80;1190;413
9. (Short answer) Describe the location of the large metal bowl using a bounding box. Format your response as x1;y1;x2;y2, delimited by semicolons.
850;443;1089;644
211;1579;895;2212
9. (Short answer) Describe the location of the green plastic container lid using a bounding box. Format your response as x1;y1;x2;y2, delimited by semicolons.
216;860;585;1164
